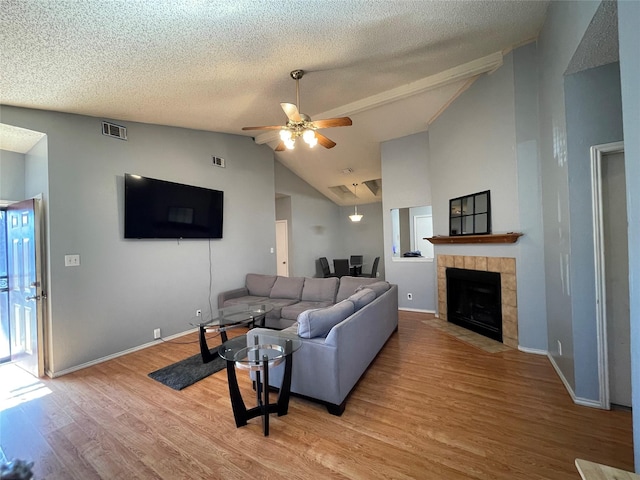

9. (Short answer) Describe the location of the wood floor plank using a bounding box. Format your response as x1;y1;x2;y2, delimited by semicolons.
0;313;633;479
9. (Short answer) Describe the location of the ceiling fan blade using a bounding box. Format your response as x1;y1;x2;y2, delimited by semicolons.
274;141;286;151
242;125;283;131
316;132;337;149
311;117;352;129
281;103;302;122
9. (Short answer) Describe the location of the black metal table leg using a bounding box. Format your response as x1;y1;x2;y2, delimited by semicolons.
263;355;269;436
199;326;216;363
225;359;248;428
199;327;228;363
277;340;294;416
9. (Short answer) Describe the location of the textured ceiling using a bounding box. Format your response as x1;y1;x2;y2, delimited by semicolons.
0;0;549;205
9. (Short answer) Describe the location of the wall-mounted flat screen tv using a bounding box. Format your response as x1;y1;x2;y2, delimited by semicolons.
124;173;223;239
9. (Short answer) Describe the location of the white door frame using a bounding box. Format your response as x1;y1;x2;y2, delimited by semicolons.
591;141;625;409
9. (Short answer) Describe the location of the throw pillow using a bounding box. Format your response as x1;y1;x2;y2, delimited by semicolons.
348;288;376;311
336;276;378;302
356;281;390;297
297;300;355;339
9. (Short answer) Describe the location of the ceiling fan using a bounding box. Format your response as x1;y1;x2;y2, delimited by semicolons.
242;69;352;151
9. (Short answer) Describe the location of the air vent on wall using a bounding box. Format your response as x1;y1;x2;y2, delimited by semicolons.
212;156;225;168
102;121;127;140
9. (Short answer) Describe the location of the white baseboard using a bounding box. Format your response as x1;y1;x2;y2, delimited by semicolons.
518;346;547;355
46;328;199;378
546;352;606;409
399;307;436;314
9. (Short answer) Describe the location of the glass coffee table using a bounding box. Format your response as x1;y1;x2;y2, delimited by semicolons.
218;330;302;436
193;303;273;363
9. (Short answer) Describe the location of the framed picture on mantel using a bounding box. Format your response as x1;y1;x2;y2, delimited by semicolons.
449;190;491;236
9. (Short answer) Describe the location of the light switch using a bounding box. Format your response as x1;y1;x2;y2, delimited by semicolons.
65;254;80;267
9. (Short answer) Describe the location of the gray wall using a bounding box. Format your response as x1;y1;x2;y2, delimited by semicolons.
564;62;623;400
0;150;26;201
1;105;277;375
381;131;435;311
339;202;384;280
618;0;640;467
514;42;548;351
537;0;600;393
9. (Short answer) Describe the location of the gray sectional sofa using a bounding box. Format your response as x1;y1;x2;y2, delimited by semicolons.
218;273;399;415
218;273;383;330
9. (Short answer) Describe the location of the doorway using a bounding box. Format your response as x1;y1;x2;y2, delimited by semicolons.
591;141;630;409
1;199;45;376
275;220;289;277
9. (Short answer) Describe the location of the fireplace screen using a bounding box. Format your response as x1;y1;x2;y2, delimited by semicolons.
446;268;502;342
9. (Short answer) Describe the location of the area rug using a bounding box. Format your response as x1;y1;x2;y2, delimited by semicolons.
148;350;226;390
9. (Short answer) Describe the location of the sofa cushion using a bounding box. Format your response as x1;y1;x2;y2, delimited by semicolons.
222;295;270;307
270;276;305;300
356;281;390;298
297;300;355;339
301;277;339;302
266;298;300;321
348;288;376;311
281;300;334;320
336;276;380;302
246;274;277;297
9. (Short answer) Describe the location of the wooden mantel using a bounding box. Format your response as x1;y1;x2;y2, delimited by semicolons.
426;233;523;245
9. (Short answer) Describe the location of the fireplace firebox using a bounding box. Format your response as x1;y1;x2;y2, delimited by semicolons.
446;268;502;342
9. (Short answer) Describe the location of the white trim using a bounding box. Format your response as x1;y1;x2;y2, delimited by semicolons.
400;307;436;314
391;257;433;263
547;353;607;409
45;328;198;378
590;141;624;410
254;52;504;145
517;346;547;355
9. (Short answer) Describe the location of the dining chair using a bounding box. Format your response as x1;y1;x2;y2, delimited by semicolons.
349;255;363;276
361;256;380;278
333;259;350;278
319;257;334;278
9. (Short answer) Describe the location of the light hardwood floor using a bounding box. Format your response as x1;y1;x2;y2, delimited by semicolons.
1;311;634;479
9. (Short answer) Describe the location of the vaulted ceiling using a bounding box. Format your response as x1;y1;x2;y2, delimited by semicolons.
0;0;549;205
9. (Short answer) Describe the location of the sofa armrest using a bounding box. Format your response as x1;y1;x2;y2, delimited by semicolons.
217;287;249;308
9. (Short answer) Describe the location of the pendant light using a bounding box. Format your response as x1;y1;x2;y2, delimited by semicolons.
349;183;363;222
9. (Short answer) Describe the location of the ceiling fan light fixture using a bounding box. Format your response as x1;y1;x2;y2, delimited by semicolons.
284;138;295;149
303;129;315;142
280;129;292;141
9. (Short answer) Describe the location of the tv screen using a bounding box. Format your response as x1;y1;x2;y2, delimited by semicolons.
124;174;223;239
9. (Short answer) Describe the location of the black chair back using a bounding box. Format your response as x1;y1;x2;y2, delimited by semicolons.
333;259;350;278
368;257;380;278
319;257;332;277
350;255;363;265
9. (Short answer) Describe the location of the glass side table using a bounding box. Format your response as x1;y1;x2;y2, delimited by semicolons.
191;303;273;363
218;331;302;436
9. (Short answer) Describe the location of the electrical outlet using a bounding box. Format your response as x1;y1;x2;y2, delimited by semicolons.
557;340;562;356
407;293;413;300
196;309;202;317
64;254;80;267
153;328;161;339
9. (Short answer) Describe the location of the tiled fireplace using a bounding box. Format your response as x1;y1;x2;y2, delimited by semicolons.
437;254;518;348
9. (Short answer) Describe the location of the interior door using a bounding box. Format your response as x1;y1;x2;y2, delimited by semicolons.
602;151;630;408
8;198;44;377
275;220;289;277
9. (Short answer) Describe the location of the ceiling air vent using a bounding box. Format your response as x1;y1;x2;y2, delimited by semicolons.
101;121;127;140
212;156;225;168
